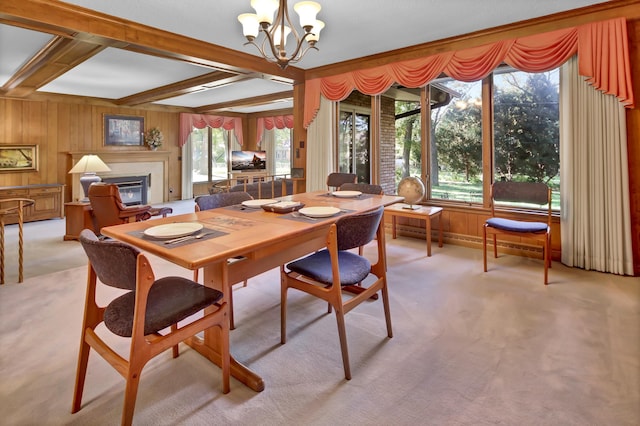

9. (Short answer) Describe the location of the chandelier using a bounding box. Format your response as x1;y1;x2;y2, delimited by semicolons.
238;0;324;69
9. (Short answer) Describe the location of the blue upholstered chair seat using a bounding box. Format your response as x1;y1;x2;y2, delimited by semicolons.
105;277;223;337
286;250;371;286
486;217;547;233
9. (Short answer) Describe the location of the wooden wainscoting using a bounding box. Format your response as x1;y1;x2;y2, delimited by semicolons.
385;204;561;261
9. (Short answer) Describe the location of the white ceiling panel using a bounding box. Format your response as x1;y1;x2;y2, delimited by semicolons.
38;48;213;99
0;24;54;86
154;78;292;108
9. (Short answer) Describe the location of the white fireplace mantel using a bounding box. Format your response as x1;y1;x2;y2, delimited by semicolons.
69;151;170;204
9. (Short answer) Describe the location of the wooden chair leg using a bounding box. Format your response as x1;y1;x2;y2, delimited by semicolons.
122;365;143;426
334;306;351;380
171;324;179;358
71;337;91;413
381;284;393;338
228;285;235;330
493;234;498;258
280;272;288;344
483;226;488;272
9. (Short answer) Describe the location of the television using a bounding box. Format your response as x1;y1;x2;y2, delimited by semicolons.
231;150;266;172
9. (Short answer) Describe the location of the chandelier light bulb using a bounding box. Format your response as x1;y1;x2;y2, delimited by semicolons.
294;1;321;30
251;0;279;25
307;19;324;44
238;13;260;40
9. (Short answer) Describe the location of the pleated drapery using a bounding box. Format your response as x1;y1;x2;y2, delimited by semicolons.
305;97;335;192
179;113;243;147
560;56;633;275
256;115;294;145
304;18;634;128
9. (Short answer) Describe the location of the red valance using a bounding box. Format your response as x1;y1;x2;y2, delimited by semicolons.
304;18;634;128
256;115;294;145
179;113;243;147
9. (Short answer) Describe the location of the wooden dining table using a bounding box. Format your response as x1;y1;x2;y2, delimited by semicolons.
101;190;403;392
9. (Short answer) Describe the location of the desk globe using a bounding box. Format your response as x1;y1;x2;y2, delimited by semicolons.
398;177;425;209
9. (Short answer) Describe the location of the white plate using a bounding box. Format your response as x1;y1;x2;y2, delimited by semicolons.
298;206;341;218
241;199;279;208
332;190;362;198
143;222;203;239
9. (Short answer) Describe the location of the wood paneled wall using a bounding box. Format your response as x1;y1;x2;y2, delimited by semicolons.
0;96;184;202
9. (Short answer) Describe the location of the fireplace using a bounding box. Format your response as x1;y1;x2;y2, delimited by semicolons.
102;175;149;206
70;151;169;204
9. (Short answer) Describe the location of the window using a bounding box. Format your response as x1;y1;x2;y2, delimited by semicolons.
430;78;483;203
274;128;292;175
394;100;422;188
339;105;371;183
493;67;560;209
191;127;231;183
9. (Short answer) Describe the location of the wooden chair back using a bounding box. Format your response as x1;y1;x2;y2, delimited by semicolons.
72;229;230;425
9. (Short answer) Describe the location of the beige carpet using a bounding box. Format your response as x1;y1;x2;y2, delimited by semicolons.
1;233;639;425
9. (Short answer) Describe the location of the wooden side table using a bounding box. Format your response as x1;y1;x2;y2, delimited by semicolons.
384;203;443;256
64;202;95;241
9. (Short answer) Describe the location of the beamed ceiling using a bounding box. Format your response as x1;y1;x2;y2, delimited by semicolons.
1;0;636;115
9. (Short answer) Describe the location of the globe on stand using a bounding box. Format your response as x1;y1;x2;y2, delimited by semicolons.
397;176;425;210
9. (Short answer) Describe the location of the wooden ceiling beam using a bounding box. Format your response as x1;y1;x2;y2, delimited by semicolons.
195;90;294;114
0;0;305;83
115;72;255;106
1;35;107;97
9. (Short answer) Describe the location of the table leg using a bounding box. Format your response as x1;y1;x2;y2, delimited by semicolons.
425;216;432;257
186;260;265;392
437;212;443;248
391;215;397;239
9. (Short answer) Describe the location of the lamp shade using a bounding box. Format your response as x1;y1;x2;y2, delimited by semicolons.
68;154;111;174
69;155;111;202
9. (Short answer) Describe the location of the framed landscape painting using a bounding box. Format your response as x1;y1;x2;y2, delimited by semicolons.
0;145;38;172
104;114;144;146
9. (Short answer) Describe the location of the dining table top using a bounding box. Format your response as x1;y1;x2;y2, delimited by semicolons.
101;190;403;271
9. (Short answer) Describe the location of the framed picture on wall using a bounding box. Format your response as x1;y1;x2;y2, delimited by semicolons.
0;145;38;172
104;114;144;146
291;168;304;178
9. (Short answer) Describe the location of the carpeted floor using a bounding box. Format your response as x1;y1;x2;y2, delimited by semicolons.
1;202;639;425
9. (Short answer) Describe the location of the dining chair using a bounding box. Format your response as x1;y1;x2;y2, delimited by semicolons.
280;206;392;380
338;182;384;256
72;229;230;426
88;183;172;235
194;191;253;329
326;172;357;191
483;181;552;284
339;182;384;195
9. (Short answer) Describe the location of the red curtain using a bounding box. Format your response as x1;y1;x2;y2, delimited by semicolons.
179;113;243;147
256;115;294;145
304;18;634;128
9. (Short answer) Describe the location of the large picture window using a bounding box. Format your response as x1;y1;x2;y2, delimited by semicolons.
421;67;559;209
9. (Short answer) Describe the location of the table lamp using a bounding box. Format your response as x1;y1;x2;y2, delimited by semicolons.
68;154;111;202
